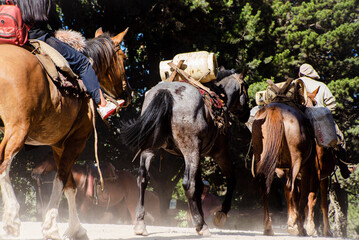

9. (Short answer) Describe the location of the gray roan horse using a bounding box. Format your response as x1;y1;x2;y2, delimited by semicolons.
121;69;250;236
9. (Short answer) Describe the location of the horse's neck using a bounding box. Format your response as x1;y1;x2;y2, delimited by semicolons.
215;78;237;108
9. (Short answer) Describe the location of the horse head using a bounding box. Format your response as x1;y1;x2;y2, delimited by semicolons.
84;28;132;107
216;68;250;123
31;152;57;181
306;86;320;107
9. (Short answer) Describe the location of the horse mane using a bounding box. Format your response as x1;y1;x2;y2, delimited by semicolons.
82;33;116;78
216;67;236;81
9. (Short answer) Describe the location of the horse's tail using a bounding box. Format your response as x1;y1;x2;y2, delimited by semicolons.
255;106;284;194
121;89;174;150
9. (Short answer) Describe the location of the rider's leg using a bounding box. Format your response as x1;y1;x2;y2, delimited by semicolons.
333;123;350;178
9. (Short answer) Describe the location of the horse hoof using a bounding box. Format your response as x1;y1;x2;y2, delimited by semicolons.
298;229;308;236
63;225;88;240
324;230;333;237
3;222;20;237
134;220;148;236
305;222;315;236
42;208;61;240
3;210;21;237
287;224;299;235
197;225;211;236
264;228;274;236
43;229;61;240
213;211;227;227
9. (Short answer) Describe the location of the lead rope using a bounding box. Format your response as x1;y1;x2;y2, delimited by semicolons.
91;100;104;191
37;178;44;212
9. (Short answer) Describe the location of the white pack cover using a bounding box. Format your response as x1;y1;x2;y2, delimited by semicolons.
305;107;337;147
159;51;218;83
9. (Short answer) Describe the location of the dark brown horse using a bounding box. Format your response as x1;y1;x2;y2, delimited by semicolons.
0;28;131;239
303;89;336;236
252;88;336;236
31;154;161;225
121;69;250;236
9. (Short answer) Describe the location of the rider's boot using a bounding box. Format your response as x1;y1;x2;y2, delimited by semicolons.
333;145;351;179
97;99;125;120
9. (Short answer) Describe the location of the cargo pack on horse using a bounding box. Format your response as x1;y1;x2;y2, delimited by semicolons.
121;68;250;236
0;27;131;239
31;154;161;225
252;80;336;236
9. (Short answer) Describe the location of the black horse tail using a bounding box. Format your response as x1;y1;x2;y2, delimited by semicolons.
255;106;284;194
121;89;174;150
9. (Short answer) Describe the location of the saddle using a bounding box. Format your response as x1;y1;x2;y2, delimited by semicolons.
22;33;88;98
255;78;308;107
85;163;118;205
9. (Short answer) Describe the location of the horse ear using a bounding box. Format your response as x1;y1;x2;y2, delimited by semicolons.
239;65;249;79
95;27;104;38
112;27;129;45
307;86;320;106
310;86;320;98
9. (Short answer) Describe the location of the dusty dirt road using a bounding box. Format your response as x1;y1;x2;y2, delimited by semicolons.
0;222;353;240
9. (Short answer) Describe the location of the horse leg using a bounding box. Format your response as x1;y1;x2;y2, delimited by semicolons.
285;176;300;235
0;157;20;237
320;178;333;237
63;177;87;239
134;149;154;236
182;156;209;236
0;127;28;236
42;174;63;240
42;140;88;240
296;163;314;236
306;191;317;236
261;184;274;236
211;149;234;227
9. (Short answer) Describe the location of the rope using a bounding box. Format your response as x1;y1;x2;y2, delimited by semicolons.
91;100;104;191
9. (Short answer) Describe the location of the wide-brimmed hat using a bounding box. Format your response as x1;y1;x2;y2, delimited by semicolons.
299;63;320;79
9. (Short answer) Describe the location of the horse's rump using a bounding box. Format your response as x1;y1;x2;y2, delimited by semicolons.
253;105;284;193
121;89;174;150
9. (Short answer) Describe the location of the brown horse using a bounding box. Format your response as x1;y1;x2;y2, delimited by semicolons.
252;102;316;236
303;89;336;236
0;28;131;239
31;153;161;225
252;88;336;236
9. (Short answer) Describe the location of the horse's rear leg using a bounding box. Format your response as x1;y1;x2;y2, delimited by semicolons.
212;148;235;227
0;128;28;236
305;166;320;236
182;155;209;236
259;179;274;236
320;178;333;237
306;192;317;236
134;149;154;236
285;177;300;235
296;163;314;236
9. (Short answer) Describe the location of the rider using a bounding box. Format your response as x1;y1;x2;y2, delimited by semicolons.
299;63;351;178
16;0;124;120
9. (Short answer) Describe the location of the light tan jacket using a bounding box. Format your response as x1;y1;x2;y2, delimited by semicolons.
300;76;336;112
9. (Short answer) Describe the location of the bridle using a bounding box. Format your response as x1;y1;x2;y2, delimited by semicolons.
230;73;249;117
